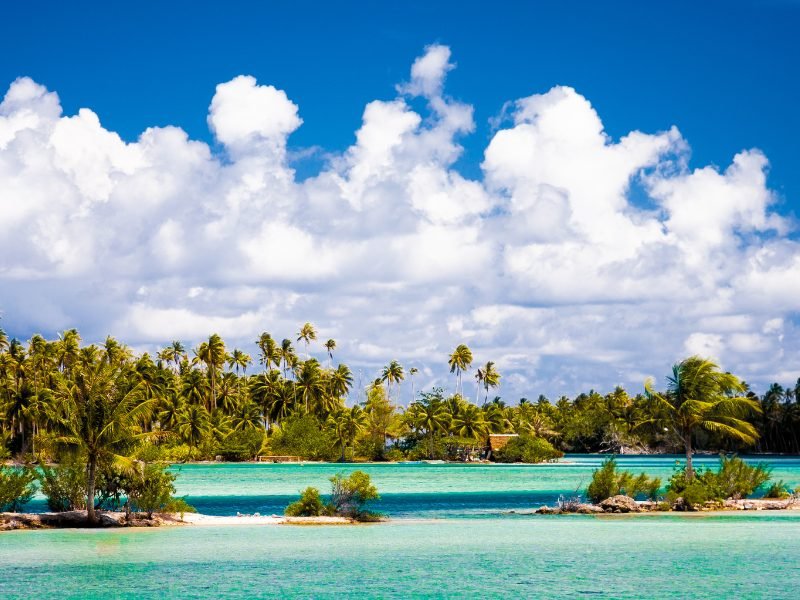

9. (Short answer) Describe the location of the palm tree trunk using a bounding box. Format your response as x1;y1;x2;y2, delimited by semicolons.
87;456;97;524
684;434;694;480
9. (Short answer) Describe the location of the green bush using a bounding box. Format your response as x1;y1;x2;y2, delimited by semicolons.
0;465;38;512
284;472;381;521
285;487;326;517
329;470;380;519
493;435;564;464
39;457;87;511
666;455;771;508
713;455;771;499
129;464;179;517
268;414;339;461
384;447;406;462
218;429;265;461
763;480;790;499
586;457;661;503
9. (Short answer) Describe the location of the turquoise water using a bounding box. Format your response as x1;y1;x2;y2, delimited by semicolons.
163;455;800;518
1;514;799;598
6;456;800;598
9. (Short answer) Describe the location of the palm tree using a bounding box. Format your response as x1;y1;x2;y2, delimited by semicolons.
409;367;419;403
451;403;489;458
406;401;450;459
644;356;762;479
195;334;226;410
295;359;324;415
381;360;405;402
297;322;317;359
177;404;211;457
256;333;280;373
479;361;501;404
324;339;336;367
168;341;186;372
52;362;153;523
329;364;354;402
448;344;473;396
229;400;262;432
56;329;81;374
228;349;251;376
279;339;296;378
329;405;367;461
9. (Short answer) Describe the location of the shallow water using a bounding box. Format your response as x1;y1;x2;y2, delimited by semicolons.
166;455;800;517
1;514;799;598
7;455;800;598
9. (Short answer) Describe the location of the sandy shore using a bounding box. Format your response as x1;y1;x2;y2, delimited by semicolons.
182;513;354;526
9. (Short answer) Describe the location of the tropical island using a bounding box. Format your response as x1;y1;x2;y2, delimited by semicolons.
1;323;799;526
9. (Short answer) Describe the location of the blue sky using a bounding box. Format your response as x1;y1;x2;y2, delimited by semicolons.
1;1;799;400
3;1;798;204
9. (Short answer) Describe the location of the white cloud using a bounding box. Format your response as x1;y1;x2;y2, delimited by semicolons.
1;45;799;401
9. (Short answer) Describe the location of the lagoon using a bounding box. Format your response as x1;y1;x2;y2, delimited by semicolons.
167;454;800;518
5;455;800;598
1;514;799;598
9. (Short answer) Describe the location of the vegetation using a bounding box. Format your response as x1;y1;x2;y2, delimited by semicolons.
644;357;761;479
665;455;771;509
494;435;563;463
285;487;326;517
2;324;795;483
285;471;380;521
586;457;661;503
0;464;37;511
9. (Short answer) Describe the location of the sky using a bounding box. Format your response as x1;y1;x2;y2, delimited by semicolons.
1;0;799;402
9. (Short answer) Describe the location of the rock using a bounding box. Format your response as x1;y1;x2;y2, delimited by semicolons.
762;501;787;510
575;504;604;514
535;505;560;515
599;495;640;513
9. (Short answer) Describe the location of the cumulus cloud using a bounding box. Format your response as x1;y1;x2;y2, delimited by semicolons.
1;45;799;401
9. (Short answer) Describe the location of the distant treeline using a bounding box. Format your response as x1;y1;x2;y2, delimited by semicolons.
1;326;798;466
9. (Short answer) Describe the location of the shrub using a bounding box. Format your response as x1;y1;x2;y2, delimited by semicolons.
494;435;564;464
128;464;180;517
285;487;326;517
39;457;87;511
763;480;791;499
329;470;380;519
586;457;661;503
218;429;265;461
0;465;38;512
385;448;406;462
268;414;339;461
712;455;771;499
666;455;771;508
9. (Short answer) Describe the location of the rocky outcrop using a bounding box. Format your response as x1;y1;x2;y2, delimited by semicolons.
598;495;640;513
0;511;184;531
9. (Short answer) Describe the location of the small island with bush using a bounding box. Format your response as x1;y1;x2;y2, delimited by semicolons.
535;455;799;515
285;470;383;523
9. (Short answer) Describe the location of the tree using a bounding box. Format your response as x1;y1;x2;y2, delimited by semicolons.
195;334;226;410
297;322;317;359
644;356;762;479
177;404;211;456
256;333;280;373
409;367;419;403
476;361;501;404
295;359;325;415
324;339;336;367
279;339;296;377
328;364;353;402
52;362;153;524
380;360;405;402
329;405;367;461
406;400;450;458
448;344;473;396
